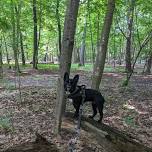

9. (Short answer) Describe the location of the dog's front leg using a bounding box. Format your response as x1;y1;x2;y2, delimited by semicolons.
73;100;80;118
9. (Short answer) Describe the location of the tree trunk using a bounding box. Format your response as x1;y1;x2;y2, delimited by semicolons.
145;40;152;74
97;12;100;54
44;43;49;62
113;23;116;68
56;0;62;57
37;0;42;52
79;16;87;66
77;47;80;64
73;46;79;63
88;0;95;64
125;0;135;76
118;36;123;65
20;31;26;65
15;4;21;67
11;0;20;72
3;34;9;65
145;53;152;74
54;0;80;135
33;0;38;69
0;38;3;79
92;0;115;90
15;2;25;66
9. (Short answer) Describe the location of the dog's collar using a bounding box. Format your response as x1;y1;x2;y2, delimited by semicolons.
69;86;80;96
69;85;86;97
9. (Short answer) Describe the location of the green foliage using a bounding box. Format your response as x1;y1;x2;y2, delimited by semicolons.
123;116;136;127
38;63;59;70
122;79;129;87
0;0;152;70
0;117;12;131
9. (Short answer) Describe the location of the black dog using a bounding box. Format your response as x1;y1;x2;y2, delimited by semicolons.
64;72;105;123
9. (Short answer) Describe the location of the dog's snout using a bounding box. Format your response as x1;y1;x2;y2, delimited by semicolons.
64;84;71;95
67;84;71;91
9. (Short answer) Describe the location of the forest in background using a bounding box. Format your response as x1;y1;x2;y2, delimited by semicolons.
0;0;152;151
0;0;152;75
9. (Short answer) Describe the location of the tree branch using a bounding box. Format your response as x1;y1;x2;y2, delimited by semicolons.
115;14;128;40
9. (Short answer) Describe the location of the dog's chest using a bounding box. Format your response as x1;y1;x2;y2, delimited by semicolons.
68;99;73;103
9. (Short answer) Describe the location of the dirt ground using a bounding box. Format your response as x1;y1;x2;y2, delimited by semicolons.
0;69;152;151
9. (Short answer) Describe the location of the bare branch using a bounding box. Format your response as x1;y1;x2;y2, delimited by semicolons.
115;16;128;40
124;30;152;85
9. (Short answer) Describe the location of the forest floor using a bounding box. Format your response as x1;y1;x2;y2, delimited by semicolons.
0;67;152;151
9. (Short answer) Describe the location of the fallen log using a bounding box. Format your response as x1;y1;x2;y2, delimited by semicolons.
65;112;152;152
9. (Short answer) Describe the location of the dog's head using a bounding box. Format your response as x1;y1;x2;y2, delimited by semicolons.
64;72;79;94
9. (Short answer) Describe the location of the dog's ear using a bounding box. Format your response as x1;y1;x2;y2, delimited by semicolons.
73;74;79;85
64;72;69;82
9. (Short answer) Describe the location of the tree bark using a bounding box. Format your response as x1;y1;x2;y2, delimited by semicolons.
37;0;42;52
15;2;25;66
3;34;9;65
0;38;3;79
113;23;116;68
73;45;79;63
145;40;152;74
56;0;62;57
88;0;95;64
11;0;20;72
15;4;21;67
125;0;135;76
145;53;152;74
54;0;80;135
32;0;38;69
92;0;115;90
97;12;100;54
79;15;87;66
20;31;26;65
